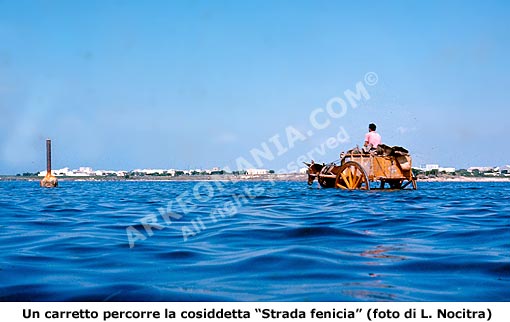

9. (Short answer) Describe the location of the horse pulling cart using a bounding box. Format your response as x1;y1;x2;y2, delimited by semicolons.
305;145;417;190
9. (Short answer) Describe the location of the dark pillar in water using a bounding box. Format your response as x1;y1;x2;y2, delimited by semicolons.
46;139;52;174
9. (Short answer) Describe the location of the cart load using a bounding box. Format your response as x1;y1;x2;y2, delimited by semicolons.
305;144;417;190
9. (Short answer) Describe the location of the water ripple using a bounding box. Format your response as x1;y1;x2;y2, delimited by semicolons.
0;181;509;301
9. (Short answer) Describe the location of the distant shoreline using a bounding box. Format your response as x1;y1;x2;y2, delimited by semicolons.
417;176;510;182
0;174;305;182
1;174;510;183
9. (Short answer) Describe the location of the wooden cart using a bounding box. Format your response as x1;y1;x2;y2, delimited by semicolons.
306;150;417;190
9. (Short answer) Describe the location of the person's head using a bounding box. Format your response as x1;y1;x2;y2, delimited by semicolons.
369;123;377;132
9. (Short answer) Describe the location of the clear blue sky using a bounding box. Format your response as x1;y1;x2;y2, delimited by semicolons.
1;0;509;174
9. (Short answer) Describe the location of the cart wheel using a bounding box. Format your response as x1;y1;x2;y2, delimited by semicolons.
335;161;370;190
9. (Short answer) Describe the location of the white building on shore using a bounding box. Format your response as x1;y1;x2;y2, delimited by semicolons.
425;164;439;171
39;167;127;177
439;167;456;173
467;166;498;173
413;164;455;173
246;168;269;175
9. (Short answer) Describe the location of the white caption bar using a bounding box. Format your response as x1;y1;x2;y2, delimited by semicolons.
0;302;507;322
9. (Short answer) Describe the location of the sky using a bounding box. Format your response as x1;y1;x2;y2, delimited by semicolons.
1;0;509;174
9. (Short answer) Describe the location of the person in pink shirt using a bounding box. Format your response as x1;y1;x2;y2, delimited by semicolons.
364;123;381;151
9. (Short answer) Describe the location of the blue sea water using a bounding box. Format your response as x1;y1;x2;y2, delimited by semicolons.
0;180;508;301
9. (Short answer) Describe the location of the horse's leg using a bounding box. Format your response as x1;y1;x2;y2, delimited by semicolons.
307;174;315;185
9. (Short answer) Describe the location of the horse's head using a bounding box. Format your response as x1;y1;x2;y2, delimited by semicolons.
304;161;323;185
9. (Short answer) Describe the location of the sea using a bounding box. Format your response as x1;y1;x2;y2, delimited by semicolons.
0;180;508;301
